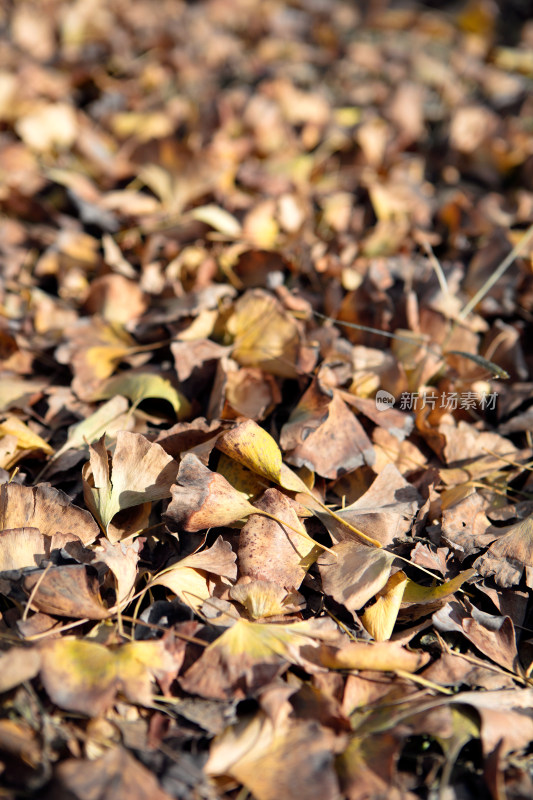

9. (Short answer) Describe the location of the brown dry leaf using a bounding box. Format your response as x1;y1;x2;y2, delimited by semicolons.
474;516;533;587
82;431;178;537
227;289;303;378
152;536;237;611
0;647;42;694
318;540;394;617
24;564;109;619
92;538;141;607
56;746;172;800
165;453;256;531
180;617;340;700
321;463;420;547
433;600;520;673
280;380;375;478
238;488;318;590
39;638;178;716
206;710;340;800
0;483;100;546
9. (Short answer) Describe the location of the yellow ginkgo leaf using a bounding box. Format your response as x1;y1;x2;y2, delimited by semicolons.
361;571;409;641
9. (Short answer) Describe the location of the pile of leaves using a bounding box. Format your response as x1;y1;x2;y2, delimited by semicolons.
1;0;533;797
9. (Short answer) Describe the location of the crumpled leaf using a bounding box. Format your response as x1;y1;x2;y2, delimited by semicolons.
280;379;375;477
206;710;340;800
318;540;394;617
180;617;341;700
0;482;100;546
474;516;533;587
165;453;256;530
39;638;178;716
92;538;141;606
152;536;237;610
82;431;179;536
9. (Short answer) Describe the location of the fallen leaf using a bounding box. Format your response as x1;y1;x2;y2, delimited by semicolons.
82;431;179;536
0;483;100;546
206;711;340;800
56;746;173;800
318;540;394;617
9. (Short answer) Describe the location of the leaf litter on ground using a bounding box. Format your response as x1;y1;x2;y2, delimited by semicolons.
1;1;533;799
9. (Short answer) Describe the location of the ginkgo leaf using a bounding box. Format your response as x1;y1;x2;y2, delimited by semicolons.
166;453;256;530
39;638;178;716
93;372;190;417
227;289;301;378
401;568;476;604
229;580;305;619
206;710;339;800
55;395;130;455
180;617;341;700
0;415;53;469
216;419;285;485
318;541;394;616
151;536;237;610
361;571;409;641
83;431;179;534
166;454;327;551
319;640;430;672
0;483;100;546
217;420;381;547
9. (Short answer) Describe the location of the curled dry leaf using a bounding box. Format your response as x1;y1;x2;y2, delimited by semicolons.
281;381;375;478
24;564;109;619
82;431;179;536
318;540;394;617
39;638;179;716
230;579;306;620
0;483;100;546
166;453;256;531
319;640;430;672
206;710;341;800
152;535;237;610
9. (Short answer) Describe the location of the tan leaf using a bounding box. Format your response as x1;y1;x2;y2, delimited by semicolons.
24;565;109;619
82;431;179;535
152;536;237;610
318;540;394;616
56;747;173;800
0;483;99;546
206;711;340;800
